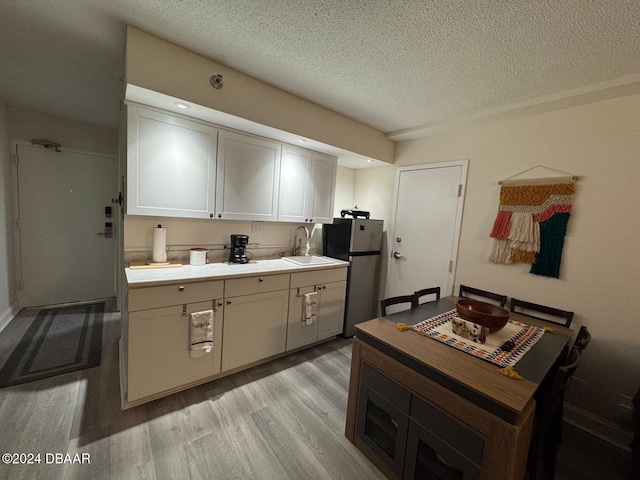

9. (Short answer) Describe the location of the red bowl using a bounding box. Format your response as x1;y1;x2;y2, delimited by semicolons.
455;299;510;333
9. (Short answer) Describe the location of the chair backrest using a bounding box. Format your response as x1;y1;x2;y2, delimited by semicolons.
573;325;591;353
540;347;581;412
552;347;581;403
414;287;441;305
458;284;508;307
380;295;417;316
510;298;574;327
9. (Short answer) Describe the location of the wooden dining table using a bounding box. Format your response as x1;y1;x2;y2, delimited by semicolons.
345;295;573;480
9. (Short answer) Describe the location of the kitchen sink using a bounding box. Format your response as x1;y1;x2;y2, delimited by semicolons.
282;255;335;266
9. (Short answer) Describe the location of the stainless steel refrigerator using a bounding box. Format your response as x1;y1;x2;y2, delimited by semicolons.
323;216;384;337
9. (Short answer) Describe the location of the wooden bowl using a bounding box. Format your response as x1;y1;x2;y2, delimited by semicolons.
455;299;510;333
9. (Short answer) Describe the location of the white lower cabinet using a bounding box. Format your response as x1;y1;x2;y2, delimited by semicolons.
123;266;347;407
221;274;290;372
286;267;347;351
127;301;223;402
126;280;224;403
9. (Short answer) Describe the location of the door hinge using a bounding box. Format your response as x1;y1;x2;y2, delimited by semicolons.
448;260;454;273
457;184;463;197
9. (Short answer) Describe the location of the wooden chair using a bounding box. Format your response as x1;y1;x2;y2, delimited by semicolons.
510;298;574;328
528;347;581;479
573;325;591;353
458;284;508;307
414;287;440;305
380;295;417;316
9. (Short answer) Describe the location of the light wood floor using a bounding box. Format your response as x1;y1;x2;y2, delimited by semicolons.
0;300;386;480
0;300;633;480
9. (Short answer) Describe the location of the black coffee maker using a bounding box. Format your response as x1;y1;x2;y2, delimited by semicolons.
229;234;249;263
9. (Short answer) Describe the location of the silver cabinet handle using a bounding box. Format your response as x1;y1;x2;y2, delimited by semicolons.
393;252;404;259
178;286;185;291
258;277;264;282
226;300;231;304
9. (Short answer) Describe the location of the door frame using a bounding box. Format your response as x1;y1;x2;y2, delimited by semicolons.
11;140;120;309
385;159;468;298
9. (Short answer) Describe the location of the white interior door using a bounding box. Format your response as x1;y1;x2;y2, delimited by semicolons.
16;144;116;308
386;161;468;312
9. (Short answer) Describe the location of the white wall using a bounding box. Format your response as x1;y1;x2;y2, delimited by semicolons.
333;166;356;217
390;94;640;434
8;106;118;155
0;99;18;332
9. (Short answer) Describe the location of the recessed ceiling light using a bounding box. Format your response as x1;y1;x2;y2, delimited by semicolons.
174;102;190;109
297;138;308;143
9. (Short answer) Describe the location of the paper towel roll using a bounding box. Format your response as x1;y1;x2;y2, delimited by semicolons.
152;225;167;263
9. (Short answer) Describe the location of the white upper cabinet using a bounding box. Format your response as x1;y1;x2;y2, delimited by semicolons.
309;152;337;224
126;105;217;218
215;130;282;221
278;146;337;224
278;145;313;223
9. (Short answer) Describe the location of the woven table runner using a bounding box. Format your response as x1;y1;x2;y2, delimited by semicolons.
411;309;545;368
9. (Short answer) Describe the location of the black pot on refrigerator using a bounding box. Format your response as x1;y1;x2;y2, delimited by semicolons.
323;210;383;337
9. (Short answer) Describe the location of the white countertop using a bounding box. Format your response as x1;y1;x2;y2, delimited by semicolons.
125;256;349;287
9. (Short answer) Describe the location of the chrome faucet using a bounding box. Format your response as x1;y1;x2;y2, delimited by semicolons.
292;225;310;256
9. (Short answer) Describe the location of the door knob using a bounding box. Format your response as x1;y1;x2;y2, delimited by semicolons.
393;251;404;259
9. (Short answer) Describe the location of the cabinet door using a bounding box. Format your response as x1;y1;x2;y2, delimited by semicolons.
309;152;337;224
278;145;312;223
222;289;289;372
317;280;346;340
216;130;282;221
127;105;217;218
127;300;222;401
286;285;319;351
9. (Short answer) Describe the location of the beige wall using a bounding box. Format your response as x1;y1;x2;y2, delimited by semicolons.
0;99;18;330
9;106;118;155
392;94;640;432
124;215;319;261
125;26;395;164
334;166;356;217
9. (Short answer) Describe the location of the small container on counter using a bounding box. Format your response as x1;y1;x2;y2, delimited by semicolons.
190;248;207;266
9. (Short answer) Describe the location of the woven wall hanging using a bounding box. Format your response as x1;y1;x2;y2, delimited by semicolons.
489;166;577;279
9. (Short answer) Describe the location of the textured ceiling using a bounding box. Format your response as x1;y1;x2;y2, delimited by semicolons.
1;0;639;135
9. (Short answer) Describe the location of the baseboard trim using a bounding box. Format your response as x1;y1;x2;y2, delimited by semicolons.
0;301;20;334
564;402;633;452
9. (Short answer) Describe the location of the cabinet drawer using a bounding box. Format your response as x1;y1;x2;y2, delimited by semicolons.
128;280;224;312
290;266;348;288
225;273;290;297
362;363;411;414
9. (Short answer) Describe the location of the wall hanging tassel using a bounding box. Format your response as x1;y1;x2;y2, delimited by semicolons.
489;210;513;239
489;238;513;264
529;212;571;278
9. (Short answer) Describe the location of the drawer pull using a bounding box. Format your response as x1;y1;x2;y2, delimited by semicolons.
258;277;264;282
178;286;185;291
217;301;223;306
226;300;232;304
